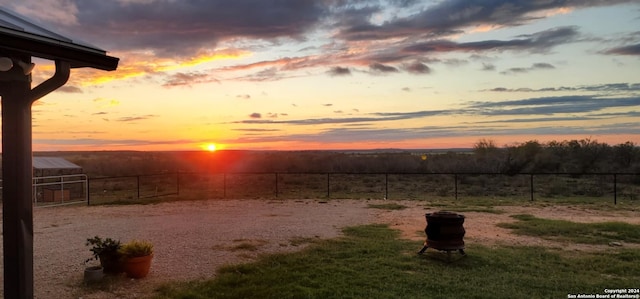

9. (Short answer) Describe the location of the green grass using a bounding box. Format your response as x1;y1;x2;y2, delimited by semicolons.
499;214;640;244
422;196;639;214
155;224;639;299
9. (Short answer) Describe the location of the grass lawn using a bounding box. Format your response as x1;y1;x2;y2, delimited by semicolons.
155;224;640;299
498;214;640;244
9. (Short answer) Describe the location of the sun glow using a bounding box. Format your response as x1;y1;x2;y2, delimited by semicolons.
206;143;217;152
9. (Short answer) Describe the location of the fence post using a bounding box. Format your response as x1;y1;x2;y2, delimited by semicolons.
454;174;458;200
137;175;140;199
87;177;91;206
613;173;617;205
176;172;180;196
385;173;388;200
327;173;330;198
61;176;65;203
530;174;534;201
275;173;279;198
223;173;227;198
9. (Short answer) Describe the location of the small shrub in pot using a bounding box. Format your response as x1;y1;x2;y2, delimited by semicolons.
119;240;154;278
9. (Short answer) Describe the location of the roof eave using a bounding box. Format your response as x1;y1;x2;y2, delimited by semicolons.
0;28;119;71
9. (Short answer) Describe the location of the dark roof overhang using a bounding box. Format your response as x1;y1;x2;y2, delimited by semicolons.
0;8;118;70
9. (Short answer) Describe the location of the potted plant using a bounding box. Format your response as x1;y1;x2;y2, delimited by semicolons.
85;236;123;274
83;264;104;283
119;240;154;278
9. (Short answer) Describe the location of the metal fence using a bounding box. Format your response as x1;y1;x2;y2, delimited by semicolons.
33;174;88;206
86;172;639;205
0;174;88;207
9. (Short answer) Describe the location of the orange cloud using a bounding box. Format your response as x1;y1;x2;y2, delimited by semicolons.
469;24;502;33
533;7;574;18
32;48;250;86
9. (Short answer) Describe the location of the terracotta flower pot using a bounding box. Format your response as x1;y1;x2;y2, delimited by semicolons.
123;254;153;278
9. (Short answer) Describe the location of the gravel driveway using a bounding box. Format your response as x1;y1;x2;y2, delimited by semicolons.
1;199;637;298
1;199;379;298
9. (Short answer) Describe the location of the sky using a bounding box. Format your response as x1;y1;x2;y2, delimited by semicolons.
1;0;639;151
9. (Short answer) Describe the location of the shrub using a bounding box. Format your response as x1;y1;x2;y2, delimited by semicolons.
119;240;154;258
85;236;121;264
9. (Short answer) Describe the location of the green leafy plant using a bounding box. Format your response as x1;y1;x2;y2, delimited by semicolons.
119;240;154;258
85;236;121;264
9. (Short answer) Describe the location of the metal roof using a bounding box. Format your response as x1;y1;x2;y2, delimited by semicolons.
0;7;118;70
32;157;81;170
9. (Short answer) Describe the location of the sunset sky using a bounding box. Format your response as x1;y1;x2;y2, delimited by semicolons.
2;0;639;151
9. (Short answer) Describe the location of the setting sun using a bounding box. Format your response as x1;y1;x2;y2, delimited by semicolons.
206;143;217;152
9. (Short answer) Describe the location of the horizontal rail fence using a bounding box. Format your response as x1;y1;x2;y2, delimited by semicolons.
34;174;88;206
0;174;88;207
86;172;639;205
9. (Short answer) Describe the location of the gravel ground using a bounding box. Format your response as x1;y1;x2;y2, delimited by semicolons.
0;199;638;298
2;199;379;298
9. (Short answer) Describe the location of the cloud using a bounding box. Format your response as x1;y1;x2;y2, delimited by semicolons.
403;62;431;74
9;0;79;26
604;43;640;55
501;67;529;75
485;83;640;93
233;109;451;126
369;63;399;73
37;0;331;57
279;120;640;144
249;113;262;119
335;0;631;41
33;137;202;147
162;72;218;87
403;27;580;55
481;63;496;71
116;115;157;122
235;116;395;125
236;94;251;100
11;0;636;87
500;62;556;75
234;67;293;82
474;111;640;124
327;66;352;76
232;128;280;132
56;85;83;93
532;63;555;69
207;26;572;82
231;94;640;128
467;95;640;115
474;116;599;124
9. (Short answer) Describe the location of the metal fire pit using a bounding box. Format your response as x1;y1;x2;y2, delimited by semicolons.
418;211;466;258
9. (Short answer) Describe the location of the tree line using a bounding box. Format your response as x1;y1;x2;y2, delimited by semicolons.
466;138;638;174
34;138;638;177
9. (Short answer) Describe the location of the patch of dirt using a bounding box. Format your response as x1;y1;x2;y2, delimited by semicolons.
0;199;638;298
377;202;640;252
